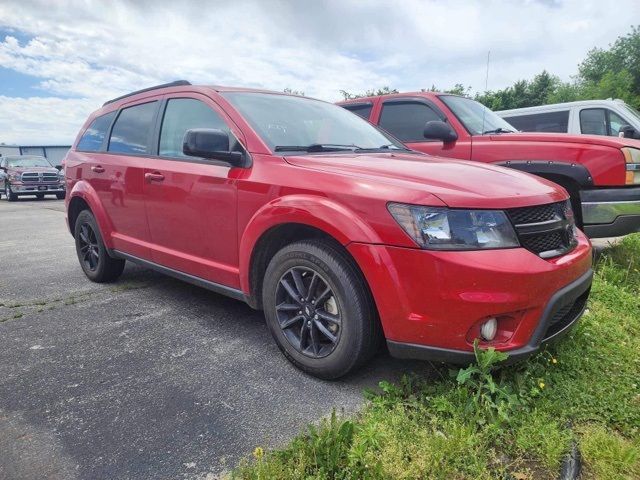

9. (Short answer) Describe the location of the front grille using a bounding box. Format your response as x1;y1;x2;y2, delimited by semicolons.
509;202;563;224
507;201;577;258
545;290;589;339
42;172;59;182
21;172;40;183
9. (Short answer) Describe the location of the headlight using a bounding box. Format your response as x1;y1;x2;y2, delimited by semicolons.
622;147;640;185
388;203;519;250
7;173;20;182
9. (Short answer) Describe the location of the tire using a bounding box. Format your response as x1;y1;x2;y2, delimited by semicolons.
74;210;125;283
262;239;381;379
5;184;17;202
56;192;66;200
36;193;45;200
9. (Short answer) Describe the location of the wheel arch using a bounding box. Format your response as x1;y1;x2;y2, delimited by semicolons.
239;195;382;309
67;181;113;245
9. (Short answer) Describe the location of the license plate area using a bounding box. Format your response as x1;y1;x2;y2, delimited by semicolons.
38;186;48;191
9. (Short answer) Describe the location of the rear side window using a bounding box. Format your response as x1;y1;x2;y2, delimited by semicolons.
77;111;117;152
343;103;373;120
379;101;441;142
108;102;158;154
159;98;232;158
506;111;569;133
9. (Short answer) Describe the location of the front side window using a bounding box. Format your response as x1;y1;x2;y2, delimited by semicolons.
343;103;373;120
506;111;569;133
439;95;516;135
77;111;116;152
159;98;234;158
222;92;405;152
108;102;158;154
379;102;442;142
607;110;628;136
580;109;607;136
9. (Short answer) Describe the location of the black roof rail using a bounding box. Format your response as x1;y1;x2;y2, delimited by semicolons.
102;80;192;106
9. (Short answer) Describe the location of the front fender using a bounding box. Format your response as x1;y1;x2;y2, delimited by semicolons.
238;194;382;293
68;180;114;248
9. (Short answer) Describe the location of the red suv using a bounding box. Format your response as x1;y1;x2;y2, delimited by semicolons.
338;92;640;238
64;81;592;379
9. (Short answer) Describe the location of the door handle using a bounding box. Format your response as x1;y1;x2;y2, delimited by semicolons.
91;165;105;173
145;172;165;182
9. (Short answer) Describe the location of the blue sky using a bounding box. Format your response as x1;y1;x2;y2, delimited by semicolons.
1;0;639;144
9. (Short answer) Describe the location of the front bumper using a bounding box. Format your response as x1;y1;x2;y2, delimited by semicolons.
387;269;592;364
9;182;65;194
347;230;592;363
582;187;640;237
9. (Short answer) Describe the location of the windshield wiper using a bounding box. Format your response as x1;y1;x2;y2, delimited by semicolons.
274;143;362;152
482;127;515;135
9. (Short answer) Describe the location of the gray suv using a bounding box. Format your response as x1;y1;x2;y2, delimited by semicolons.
0;155;66;201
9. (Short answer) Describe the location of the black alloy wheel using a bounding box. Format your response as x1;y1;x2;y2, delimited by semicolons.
77;222;100;272
275;266;341;358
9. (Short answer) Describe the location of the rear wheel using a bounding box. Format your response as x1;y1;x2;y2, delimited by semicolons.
262;239;381;379
74;210;125;283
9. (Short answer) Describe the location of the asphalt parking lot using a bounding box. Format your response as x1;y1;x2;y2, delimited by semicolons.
0;197;434;480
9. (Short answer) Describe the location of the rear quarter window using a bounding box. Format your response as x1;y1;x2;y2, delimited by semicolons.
505;111;569;133
76;111;117;152
342;103;373;120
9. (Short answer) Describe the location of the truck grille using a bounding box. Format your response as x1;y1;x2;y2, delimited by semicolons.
507;201;577;259
20;172;59;183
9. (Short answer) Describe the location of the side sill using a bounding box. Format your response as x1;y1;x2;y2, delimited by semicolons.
110;249;248;303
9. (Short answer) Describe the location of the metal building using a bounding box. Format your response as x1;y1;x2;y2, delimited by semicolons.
0;145;71;167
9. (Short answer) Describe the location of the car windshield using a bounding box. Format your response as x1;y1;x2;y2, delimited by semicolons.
622;104;640;124
439;95;517;135
6;156;52;168
221;92;407;152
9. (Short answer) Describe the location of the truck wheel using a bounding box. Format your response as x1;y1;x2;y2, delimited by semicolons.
56;192;66;200
262;239;381;379
74;210;125;283
5;184;17;202
36;193;45;200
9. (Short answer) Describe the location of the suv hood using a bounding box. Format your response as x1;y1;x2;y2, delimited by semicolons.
284;152;567;209
485;131;640;149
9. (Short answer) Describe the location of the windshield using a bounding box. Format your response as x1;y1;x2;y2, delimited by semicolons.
6;156;52;168
222;92;406;152
439;95;517;135
622;104;640;124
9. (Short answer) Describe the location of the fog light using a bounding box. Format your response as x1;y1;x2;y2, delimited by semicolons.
480;318;498;341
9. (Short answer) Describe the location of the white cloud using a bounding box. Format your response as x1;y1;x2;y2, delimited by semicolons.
0;0;638;144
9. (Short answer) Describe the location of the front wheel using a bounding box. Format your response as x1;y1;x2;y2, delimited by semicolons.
5;184;17;202
74;210;125;283
36;193;45;200
262;240;381;379
56;192;66;200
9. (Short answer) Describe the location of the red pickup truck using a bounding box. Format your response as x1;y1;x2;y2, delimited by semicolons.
338;92;640;238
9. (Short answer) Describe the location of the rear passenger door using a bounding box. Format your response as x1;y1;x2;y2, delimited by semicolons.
377;98;471;159
77;103;156;259
142;95;243;288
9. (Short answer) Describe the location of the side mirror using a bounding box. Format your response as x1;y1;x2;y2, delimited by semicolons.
620;125;640;139
183;128;246;167
423;121;458;143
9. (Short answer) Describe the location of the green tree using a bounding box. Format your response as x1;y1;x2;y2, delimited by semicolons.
339;86;398;100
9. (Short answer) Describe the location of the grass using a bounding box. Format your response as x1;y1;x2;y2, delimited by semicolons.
232;235;640;480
